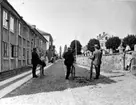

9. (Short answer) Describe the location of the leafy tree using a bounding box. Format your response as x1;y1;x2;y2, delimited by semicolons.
122;35;136;50
62;45;67;58
59;46;62;58
70;40;82;55
63;45;67;53
105;36;121;51
87;38;100;52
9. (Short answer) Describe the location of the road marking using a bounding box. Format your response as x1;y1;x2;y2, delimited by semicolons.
0;64;53;99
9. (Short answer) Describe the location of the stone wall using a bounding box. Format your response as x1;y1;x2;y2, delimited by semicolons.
76;53;132;72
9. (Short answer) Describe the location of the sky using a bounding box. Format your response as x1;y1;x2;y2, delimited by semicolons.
7;0;136;53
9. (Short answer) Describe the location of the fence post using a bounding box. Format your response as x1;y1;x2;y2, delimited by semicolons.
131;51;136;74
123;52;126;70
90;60;93;80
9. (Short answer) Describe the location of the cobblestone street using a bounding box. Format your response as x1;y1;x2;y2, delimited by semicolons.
0;60;136;105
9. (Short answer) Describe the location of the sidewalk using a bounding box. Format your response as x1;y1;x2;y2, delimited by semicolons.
0;62;52;81
0;62;53;99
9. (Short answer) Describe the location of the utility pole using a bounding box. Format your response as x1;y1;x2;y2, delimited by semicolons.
59;46;62;59
75;40;77;56
74;36;77;62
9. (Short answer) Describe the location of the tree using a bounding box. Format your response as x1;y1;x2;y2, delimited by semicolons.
59;46;62;58
122;35;136;50
63;45;67;54
70;40;82;55
87;38;100;52
62;45;67;58
105;36;121;51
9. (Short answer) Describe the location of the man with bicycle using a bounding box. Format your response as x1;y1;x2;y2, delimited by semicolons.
63;47;75;80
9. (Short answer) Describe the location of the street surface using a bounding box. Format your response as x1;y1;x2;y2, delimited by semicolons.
0;60;136;105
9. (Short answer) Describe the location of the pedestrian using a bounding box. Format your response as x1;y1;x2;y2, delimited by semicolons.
31;48;44;78
40;53;46;76
63;47;74;80
90;45;102;79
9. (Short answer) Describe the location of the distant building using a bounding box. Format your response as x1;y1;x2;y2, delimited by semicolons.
37;29;53;50
97;32;112;54
37;29;55;62
82;45;92;56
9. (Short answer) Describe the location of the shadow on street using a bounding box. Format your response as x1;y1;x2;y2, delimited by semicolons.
4;60;117;98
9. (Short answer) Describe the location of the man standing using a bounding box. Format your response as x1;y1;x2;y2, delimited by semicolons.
63;47;74;79
31;48;41;78
90;45;102;79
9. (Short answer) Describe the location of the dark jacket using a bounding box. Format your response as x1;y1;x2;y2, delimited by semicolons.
63;51;74;66
32;51;41;65
91;49;102;66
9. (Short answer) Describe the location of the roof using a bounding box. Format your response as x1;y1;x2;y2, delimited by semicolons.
97;33;108;40
82;45;88;51
37;29;53;42
27;24;48;42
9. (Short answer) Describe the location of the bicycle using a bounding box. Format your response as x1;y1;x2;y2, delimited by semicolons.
70;63;75;80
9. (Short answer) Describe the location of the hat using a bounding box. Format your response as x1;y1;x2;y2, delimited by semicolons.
68;47;72;51
33;48;37;51
94;44;99;49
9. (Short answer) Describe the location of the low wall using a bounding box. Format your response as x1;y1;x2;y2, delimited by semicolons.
76;53;132;72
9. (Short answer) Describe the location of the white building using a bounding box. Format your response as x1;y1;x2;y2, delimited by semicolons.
97;32;112;54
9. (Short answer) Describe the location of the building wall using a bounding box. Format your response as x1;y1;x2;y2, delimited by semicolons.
0;1;48;72
76;53;132;72
44;35;49;50
2;7;10;71
0;4;2;72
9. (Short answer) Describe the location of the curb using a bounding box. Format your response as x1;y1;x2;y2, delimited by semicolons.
76;64;129;77
0;63;53;99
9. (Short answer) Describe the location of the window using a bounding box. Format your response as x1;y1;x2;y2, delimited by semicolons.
10;16;14;33
105;37;108;40
2;41;9;57
23;38;26;47
18;47;22;59
23;48;26;59
27;50;29;64
18;36;22;46
3;10;8;29
19;23;21;35
27;41;30;47
11;44;18;57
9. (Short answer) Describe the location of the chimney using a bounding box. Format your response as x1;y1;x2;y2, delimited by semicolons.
32;25;36;29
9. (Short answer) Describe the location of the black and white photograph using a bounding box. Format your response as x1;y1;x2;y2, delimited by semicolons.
0;0;136;104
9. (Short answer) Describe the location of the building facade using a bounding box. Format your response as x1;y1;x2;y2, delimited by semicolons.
97;32;112;54
0;0;49;72
37;29;54;62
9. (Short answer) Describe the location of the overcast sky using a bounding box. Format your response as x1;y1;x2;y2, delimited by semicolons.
8;0;136;52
